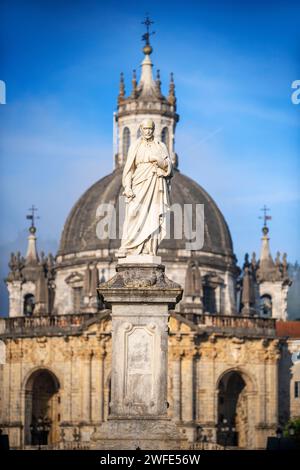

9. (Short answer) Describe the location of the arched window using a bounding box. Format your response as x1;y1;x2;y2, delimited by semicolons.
161;127;169;151
73;287;83;312
203;285;216;314
260;294;272;317
122;127;131;159
24;294;35;316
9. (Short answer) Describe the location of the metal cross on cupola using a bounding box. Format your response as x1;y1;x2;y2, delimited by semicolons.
26;205;40;234
142;14;155;52
259;205;272;235
259;205;272;227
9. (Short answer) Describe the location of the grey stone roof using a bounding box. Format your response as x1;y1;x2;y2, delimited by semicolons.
58;169;234;264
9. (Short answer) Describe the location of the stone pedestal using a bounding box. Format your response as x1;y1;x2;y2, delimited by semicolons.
91;262;187;449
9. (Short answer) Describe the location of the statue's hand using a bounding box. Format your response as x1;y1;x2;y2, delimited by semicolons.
149;154;166;169
157;157;167;170
149;154;158;163
123;187;135;200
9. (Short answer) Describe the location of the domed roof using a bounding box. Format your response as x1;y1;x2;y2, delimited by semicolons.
58;168;235;269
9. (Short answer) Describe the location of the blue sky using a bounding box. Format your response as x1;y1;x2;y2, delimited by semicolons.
0;0;299;313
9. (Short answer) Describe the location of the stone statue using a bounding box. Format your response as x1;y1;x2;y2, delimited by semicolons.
116;119;172;258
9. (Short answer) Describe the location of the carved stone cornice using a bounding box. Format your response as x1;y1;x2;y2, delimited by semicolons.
98;264;183;307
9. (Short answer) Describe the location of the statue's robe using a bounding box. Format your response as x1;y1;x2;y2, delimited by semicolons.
119;137;173;255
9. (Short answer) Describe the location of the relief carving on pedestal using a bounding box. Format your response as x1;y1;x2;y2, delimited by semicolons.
124;326;155;410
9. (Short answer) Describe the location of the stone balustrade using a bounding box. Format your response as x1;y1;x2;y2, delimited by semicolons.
171;312;276;337
0;311;110;338
0;311;276;339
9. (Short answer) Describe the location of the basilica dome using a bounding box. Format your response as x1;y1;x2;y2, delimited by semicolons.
58;168;236;271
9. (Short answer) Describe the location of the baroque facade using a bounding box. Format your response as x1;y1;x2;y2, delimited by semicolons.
0;36;299;450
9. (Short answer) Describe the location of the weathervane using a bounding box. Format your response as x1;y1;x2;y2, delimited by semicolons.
141;14;155;47
26;205;40;233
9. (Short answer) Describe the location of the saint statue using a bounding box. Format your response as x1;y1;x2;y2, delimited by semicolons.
116;119;172;257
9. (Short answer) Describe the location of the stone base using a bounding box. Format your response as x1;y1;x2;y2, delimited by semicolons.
90;418;187;450
118;254;162;265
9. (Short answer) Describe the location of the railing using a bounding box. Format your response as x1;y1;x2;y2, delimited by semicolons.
0;311;276;338
196;314;275;330
0;312;110;337
172;312;276;336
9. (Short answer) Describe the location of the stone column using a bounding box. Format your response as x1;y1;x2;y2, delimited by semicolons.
91;261;186;450
69;349;74;422
103;379;110;421
197;343;217;442
171;351;182;422
267;360;279;425
246;390;257;449
182;346;199;443
99;350;106;422
91;346;106;423
10;348;22;423
257;360;267;425
20;389;26;448
264;341;280;429
2;351;11;424
182;352;194;423
81;351;92;423
61;348;72;425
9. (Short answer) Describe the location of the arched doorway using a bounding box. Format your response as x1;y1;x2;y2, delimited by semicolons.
217;370;250;448
25;369;60;446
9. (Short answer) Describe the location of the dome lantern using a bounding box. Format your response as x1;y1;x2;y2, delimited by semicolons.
114;16;179;169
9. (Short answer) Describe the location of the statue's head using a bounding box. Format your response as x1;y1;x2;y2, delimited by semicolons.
140;119;155;140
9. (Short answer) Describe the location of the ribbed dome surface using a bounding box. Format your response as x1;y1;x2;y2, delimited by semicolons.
58;168;234;261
